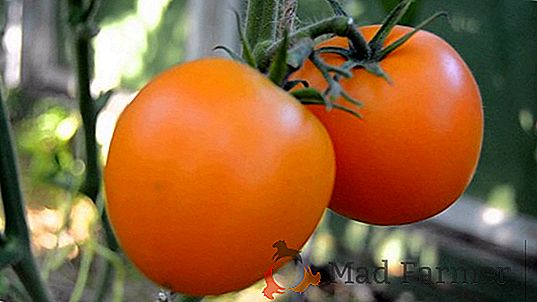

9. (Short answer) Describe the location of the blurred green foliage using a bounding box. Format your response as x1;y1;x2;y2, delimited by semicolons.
15;100;82;205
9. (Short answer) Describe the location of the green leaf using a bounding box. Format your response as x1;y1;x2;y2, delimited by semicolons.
369;0;413;53
291;87;325;101
284;80;309;91
361;62;392;84
325;0;349;17
233;10;257;68
379;11;448;60
318;46;352;59
380;0;419;25
268;30;290;86
213;45;245;63
95;89;114;114
292;88;363;119
287;38;314;69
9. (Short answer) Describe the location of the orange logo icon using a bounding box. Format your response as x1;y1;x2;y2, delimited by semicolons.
262;240;321;300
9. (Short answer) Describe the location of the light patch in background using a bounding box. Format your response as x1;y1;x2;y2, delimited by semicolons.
96;91;137;162
204;280;267;302
2;1;23;88
419;244;438;270
137;0;172;30
92;16;147;93
345;0;365;18
3;24;22;87
451;15;481;34
55;115;80;141
482;207;506;225
343;220;369;252
310;231;335;266
375;232;405;277
92;0;170;94
26;196;96;259
519;109;534;133
482;184;517;226
487;184;517;214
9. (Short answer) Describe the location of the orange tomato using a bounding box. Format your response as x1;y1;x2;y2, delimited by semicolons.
104;58;335;295
294;25;483;225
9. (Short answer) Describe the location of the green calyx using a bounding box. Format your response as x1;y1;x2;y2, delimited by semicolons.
218;0;447;117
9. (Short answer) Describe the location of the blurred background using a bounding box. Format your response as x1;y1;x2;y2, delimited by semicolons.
0;0;536;301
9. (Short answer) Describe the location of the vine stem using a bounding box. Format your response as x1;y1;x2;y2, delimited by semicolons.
66;1;121;300
276;0;297;38
1;82;54;300
75;34;101;201
256;16;370;71
244;0;280;52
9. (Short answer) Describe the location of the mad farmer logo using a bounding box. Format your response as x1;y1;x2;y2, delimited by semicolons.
262;240;321;300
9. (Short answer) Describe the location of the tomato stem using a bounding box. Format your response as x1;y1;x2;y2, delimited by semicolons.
232;10;257;68
276;0;298;39
245;0;280;51
66;1;122;301
378;11;448;60
368;0;414;54
256;16;370;71
268;30;290;86
325;0;349;17
0;70;54;301
307;51;363;116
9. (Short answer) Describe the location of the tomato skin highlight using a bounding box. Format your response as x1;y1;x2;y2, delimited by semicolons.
104;58;335;295
294;25;484;225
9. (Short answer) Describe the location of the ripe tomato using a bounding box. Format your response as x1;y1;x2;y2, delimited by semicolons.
104;58;335;295
293;25;483;225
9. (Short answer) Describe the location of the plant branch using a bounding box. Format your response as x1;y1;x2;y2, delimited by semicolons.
67;1;120;301
244;0;280;51
92;242;126;302
12;255;55;302
0;88;30;242
378;11;448;60
257;16;370;71
0;239;23;269
72;31;100;201
1;80;54;301
69;246;95;302
276;0;297;38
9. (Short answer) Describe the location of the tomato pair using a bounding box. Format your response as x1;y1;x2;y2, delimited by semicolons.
104;25;483;295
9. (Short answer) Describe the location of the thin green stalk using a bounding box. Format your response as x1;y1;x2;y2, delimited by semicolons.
75;33;100;201
92;242;125;302
11;255;55;302
378;11;448;60
92;259;114;301
67;1;120;300
91;202;120;302
1;83;54;301
69;246;95;302
244;0;280;50
0;90;30;242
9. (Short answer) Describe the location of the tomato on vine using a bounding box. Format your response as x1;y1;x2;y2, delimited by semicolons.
104;58;335;295
293;25;484;225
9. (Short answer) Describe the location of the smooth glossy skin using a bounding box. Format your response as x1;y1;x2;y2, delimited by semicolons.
104;58;335;295
294;25;483;225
